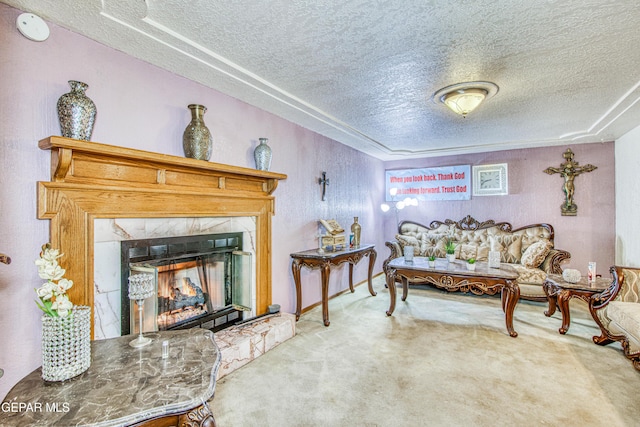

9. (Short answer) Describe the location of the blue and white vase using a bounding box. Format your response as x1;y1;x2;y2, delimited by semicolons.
254;137;272;171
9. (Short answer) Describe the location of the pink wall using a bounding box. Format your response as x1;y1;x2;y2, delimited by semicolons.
0;4;387;398
383;142;615;273
0;3;616;399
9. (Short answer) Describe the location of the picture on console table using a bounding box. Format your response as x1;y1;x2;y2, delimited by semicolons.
472;163;508;196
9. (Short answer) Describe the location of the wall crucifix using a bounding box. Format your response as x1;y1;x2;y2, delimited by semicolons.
543;148;597;216
319;171;329;201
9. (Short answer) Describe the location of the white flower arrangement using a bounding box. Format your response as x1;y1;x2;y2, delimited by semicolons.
35;243;74;317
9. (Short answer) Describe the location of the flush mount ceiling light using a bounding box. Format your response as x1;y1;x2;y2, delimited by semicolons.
433;81;499;117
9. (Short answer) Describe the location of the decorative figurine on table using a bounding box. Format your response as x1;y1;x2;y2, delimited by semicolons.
319;219;346;251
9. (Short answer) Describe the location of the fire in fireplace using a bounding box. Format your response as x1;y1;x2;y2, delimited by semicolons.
120;232;252;335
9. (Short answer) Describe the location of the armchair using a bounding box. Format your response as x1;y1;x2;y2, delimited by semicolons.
590;266;640;371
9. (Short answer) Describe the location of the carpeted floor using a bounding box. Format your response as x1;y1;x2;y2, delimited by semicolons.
210;275;640;427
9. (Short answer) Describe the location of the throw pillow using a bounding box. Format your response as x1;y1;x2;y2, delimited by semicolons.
435;236;453;258
476;244;490;261
521;240;552;268
459;244;477;261
396;234;421;253
421;233;444;257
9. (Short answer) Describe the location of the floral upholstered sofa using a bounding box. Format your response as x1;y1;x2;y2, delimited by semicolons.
383;215;571;301
591;266;640;370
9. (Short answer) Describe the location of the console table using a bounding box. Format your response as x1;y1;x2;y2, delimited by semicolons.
291;244;377;326
2;328;220;426
385;257;521;337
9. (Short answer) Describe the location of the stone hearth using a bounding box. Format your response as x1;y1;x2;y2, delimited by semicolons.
214;312;296;379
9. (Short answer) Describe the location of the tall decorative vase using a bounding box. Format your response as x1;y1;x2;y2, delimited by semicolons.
351;217;361;247
56;80;97;141
182;104;213;160
41;306;91;382
254;137;272;171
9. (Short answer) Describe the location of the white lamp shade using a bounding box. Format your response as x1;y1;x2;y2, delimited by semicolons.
442;88;487;116
433;81;499;117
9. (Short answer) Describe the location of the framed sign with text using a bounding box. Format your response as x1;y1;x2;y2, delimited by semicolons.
472;163;508;196
385;165;471;201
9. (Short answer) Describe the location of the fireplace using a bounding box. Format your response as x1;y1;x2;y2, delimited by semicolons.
121;232;252;334
37;136;286;339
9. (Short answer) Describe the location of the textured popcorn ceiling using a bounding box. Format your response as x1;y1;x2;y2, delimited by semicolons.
5;0;640;160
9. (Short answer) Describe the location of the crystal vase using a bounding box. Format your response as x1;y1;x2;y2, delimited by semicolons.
254;137;272;171
56;80;97;141
41;306;91;382
183;104;213;160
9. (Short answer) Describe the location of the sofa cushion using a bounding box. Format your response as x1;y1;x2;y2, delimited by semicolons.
619;268;640;303
459;244;477;261
521;240;552;268
396;234;421;253
489;232;522;263
607;302;640;341
420;233;447;257
518;226;553;252
511;264;547;285
476;244;490;262
519;282;547;298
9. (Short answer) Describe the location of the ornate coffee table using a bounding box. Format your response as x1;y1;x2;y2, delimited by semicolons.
385;257;520;337
543;273;612;334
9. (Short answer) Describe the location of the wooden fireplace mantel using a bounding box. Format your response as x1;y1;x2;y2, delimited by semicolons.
37;136;287;337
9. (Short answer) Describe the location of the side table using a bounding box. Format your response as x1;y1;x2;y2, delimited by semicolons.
543;274;612;334
2;328;220;426
291;244;377;326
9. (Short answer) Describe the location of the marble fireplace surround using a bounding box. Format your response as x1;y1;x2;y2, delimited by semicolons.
93;216;256;340
37;136;287;338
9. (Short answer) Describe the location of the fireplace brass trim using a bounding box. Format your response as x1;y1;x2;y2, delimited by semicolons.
37;136;287;338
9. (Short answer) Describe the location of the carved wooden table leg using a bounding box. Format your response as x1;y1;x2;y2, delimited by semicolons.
292;260;303;321
401;277;409;301
545;274;612;335
556;289;573;334
367;248;377;296
348;263;355;293
386;268;397;316
553;288;599;335
321;261;331;326
290;245;377;327
501;280;520;338
543;280;559;317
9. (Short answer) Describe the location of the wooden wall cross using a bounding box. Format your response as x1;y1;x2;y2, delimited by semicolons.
543;148;597;216
319;171;329;201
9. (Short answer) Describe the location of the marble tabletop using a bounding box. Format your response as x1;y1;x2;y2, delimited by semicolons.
290;244;375;259
387;256;518;280
1;328;220;426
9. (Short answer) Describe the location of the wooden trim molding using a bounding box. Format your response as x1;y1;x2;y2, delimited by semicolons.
37;136;287;337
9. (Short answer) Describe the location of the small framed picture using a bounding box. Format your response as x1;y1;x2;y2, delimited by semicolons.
473;163;508;196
